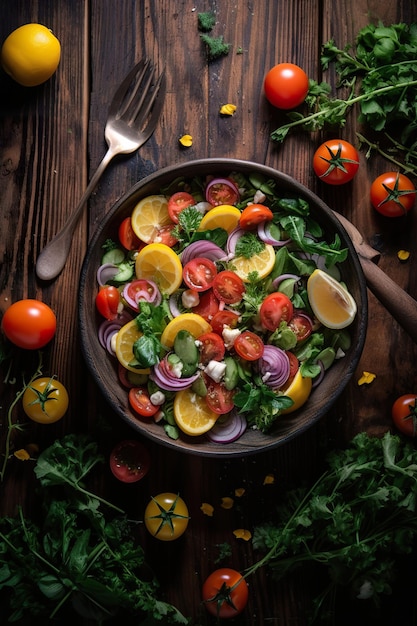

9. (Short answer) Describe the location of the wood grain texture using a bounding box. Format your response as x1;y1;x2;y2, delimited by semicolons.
1;1;417;625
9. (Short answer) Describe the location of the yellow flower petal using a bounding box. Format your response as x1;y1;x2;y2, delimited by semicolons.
234;487;245;497
221;496;234;509
179;134;193;147
200;502;214;516
14;449;30;461
219;103;236;116
358;371;376;386
233;528;252;541
397;249;410;262
263;474;275;485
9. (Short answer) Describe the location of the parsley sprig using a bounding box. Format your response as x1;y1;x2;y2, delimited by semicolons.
247;432;417;622
0;434;188;624
271;21;417;174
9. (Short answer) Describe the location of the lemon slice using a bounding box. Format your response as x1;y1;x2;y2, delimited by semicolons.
198;205;241;233
135;243;183;295
232;244;275;282
174;388;219;435
160;313;212;349
115;320;150;374
307;268;357;329
131;195;172;243
280;369;313;414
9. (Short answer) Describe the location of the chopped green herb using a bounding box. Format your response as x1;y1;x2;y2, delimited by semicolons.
197;11;216;32
200;34;231;61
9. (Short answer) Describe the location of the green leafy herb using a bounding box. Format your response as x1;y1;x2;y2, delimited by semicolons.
0;434;188;624
234;232;265;259
233;381;293;432
270;21;417;174
198;11;216;32
133;301;170;368
200;34;231;61
246;432;417;623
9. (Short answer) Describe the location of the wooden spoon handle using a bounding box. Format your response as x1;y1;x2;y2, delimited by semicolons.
360;256;417;343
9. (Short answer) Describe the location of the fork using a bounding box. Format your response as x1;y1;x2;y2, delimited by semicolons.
36;59;166;281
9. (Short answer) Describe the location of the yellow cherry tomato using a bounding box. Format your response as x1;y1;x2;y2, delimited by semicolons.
1;23;61;87
144;493;189;541
22;377;69;423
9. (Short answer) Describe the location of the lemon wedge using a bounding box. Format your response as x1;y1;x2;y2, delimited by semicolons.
307;268;357;329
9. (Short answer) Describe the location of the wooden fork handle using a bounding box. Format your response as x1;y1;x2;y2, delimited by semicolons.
359;255;417;344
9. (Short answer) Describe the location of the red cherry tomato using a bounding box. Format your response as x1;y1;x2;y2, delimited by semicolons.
212;271;245;304
192;290;220;322
202;568;249;618
205;379;235;414
288;312;313;341
153;223;179;247
234;330;264;361
264;63;309;110
259;292;294;331
118;216;143;250
286;350;299;380
210;310;240;335
167;191;195;223
239;204;273;229
95;285;120;320
313;139;360;185
109;439;150;483
392;394;417;437
370;172;416;217
205;178;240;206
1;299;57;350
198;332;226;364
183;258;218;292
128;386;159;417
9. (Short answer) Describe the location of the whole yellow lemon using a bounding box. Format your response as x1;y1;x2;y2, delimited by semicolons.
1;23;61;87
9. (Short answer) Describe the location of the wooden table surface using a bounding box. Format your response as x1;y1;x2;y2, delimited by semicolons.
1;1;417;625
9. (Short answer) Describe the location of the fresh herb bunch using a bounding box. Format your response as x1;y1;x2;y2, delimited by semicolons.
271;21;417;174
0;434;188;624
248;432;417;623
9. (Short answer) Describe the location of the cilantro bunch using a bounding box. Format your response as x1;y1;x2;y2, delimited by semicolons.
0;435;188;624
249;432;417;623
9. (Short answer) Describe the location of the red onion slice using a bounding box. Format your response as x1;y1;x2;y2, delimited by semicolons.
257;222;291;246
150;358;199;391
258;345;290;388
206;410;247;443
226;227;246;256
97;263;120;286
180;241;226;266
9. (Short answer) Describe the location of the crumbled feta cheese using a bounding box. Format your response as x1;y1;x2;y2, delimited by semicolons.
170;361;183;378
253;189;266;203
222;325;241;349
356;580;373;600
335;348;346;359
150;390;165;405
204;360;227;383
182;289;200;308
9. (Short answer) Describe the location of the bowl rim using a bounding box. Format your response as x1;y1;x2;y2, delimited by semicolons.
79;158;368;458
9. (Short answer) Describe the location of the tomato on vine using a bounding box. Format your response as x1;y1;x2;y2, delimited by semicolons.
22;377;69;423
144;493;189;541
202;568;249;618
370;172;416;217
313;139;359;185
392;394;417;437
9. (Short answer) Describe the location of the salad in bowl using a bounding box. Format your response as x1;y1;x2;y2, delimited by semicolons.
79;159;367;457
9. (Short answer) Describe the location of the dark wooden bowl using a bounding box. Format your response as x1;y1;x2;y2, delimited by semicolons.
79;159;367;458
